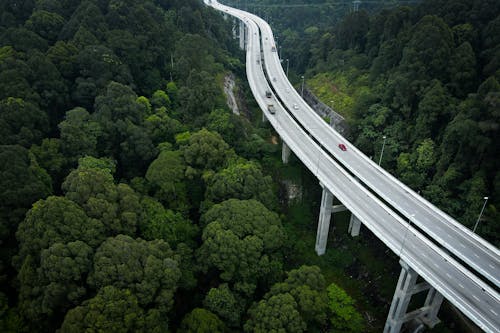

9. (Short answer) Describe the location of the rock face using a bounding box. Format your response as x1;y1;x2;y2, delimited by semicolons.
223;73;240;115
301;86;349;137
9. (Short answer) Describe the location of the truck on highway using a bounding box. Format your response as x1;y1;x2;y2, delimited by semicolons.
271;46;276;52
267;104;276;114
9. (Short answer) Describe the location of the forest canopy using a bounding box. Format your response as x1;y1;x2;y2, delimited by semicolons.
0;0;364;332
1;0;498;332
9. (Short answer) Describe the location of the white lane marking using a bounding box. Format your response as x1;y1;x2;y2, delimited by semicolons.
488;264;495;269
459;243;466;248
490;309;498;316
474;253;480;259
446;273;452;279
458;283;465;289
472;295;481;302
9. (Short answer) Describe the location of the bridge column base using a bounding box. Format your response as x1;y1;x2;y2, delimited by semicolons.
282;141;291;164
384;260;443;333
239;21;245;50
232;19;237;39
421;287;444;327
348;214;361;237
315;183;333;255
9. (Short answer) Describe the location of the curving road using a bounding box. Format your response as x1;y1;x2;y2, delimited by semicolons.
205;0;500;331
252;6;500;290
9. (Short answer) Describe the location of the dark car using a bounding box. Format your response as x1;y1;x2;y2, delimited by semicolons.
338;144;347;151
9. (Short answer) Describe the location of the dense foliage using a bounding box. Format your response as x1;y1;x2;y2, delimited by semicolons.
259;0;500;244
0;0;365;332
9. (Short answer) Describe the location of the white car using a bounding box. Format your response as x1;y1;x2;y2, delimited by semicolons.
293;103;299;110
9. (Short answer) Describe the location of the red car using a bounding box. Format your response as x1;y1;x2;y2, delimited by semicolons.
338;144;347;151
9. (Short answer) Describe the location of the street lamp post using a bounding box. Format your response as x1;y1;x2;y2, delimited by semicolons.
329;100;335;126
378;135;387;166
473;197;489;232
286;59;289;77
301;75;305;97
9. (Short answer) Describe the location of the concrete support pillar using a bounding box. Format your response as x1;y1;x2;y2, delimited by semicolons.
348;214;361;237
282;141;291;164
315;184;334;255
232;20;237;40
384;261;418;333
421;287;444;327
384;261;443;333
239;21;245;50
244;22;248;50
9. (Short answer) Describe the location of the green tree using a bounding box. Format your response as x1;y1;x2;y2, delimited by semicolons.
244;293;306;333
26;50;69;123
46;41;79;79
15;196;104;265
17;241;93;325
327;283;364;332
93;81;141;152
448;42;477;97
62;157;140;236
180;128;232;172
139;196;198;248
265;265;329;330
197;199;284;295
25;10;65;42
400;15;454;82
59;286;157;333
0;27;48;52
58;107;101;162
29;138;67;187
74;48;133;108
0;145;52;248
415;80;455;140
151;89;171;110
203;284;243;327
179;308;226;333
206;108;245;149
337;11;370;52
204;161;276;211
145;107;185;146
0;97;48;147
177;70;221;120
146;149;188;212
88;235;181;316
119;124;157;178
416;138;436;173
59;1;107;42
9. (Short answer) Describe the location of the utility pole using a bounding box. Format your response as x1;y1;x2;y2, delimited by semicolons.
378;135;387;166
473;197;489;232
301;75;305;97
